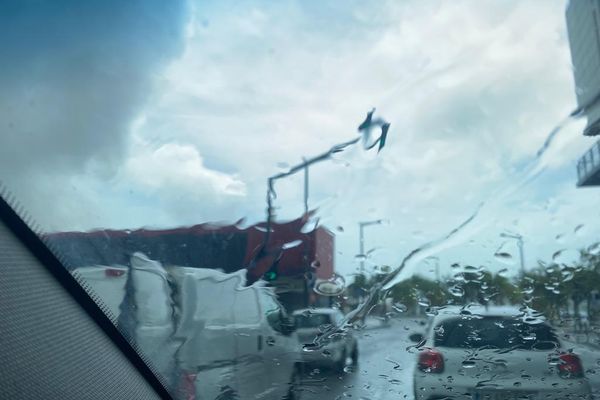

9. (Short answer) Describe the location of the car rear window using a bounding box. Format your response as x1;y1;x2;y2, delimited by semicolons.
434;316;560;350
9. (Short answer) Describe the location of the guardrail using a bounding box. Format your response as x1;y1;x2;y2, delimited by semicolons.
577;140;600;186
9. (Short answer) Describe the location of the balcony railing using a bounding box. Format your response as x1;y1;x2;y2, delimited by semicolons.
577;139;600;186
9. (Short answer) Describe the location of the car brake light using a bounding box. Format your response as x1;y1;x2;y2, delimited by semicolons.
418;349;444;373
180;371;197;400
558;353;583;378
105;268;125;277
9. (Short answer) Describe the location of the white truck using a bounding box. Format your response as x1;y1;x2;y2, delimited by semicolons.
73;252;301;400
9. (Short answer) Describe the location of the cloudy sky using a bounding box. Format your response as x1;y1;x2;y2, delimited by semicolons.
2;0;600;281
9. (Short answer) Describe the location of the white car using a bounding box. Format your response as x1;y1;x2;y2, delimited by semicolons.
292;308;358;372
74;253;302;400
412;306;592;400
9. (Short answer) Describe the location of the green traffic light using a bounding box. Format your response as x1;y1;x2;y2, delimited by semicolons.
264;271;277;281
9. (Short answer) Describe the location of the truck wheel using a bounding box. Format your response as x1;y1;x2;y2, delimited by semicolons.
284;365;303;400
351;345;359;366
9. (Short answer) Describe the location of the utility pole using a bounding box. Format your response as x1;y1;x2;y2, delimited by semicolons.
358;220;383;274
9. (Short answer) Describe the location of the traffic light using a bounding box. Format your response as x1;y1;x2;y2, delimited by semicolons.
264;269;278;281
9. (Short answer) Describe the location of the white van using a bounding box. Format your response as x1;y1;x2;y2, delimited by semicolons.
73;252;302;400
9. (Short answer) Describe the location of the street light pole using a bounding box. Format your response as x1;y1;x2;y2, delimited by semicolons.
500;232;525;275
247;109;390;285
358;220;383;274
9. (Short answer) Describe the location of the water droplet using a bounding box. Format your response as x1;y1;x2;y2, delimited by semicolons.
462;360;477;369
336;226;344;232
322;349;332;358
405;339;426;353
313;274;346;296
450;286;465;297
552;249;565;262
561;270;574;282
521;333;536;341
311;260;321;269
354;254;368;261
498;268;509;277
266;337;276;346
282;240;302;249
513;381;522;387
521;286;534;295
418;298;430;307
276;161;290;170
494;252;514;265
552;249;579;265
393;303;407;313
574;224;585;235
425;307;439;317
380;265;391;273
343;365;355;373
589;242;600;255
548;356;560;365
302;343;322;353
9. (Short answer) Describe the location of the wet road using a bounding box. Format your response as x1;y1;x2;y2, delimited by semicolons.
299;318;421;400
298;318;600;400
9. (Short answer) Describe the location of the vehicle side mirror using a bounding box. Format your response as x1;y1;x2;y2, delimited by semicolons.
279;315;296;336
267;310;296;336
409;332;424;343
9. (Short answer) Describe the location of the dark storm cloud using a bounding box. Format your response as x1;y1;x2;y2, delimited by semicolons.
0;0;190;174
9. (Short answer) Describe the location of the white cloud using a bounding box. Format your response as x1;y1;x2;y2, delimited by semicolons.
6;0;600;281
125;140;246;197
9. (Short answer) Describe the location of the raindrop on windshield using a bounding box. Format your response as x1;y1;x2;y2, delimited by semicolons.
276;161;290;170
418;298;431;307
425;307;439;317
462;360;477;369
589;242;600;255
343;365;355;374
393;303;408;313
313;274;346;296
494;252;514;265
282;239;302;249
552;249;565;262
498;268;509;277
450;286;465;297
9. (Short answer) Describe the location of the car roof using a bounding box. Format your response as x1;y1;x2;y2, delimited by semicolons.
430;305;539;324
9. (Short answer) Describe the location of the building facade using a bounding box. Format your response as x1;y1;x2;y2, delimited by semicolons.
47;217;335;311
566;1;600;186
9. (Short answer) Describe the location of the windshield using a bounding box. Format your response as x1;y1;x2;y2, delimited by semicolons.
434;316;560;350
4;1;600;400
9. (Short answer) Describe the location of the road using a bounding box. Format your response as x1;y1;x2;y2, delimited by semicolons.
298;318;421;400
297;317;600;400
